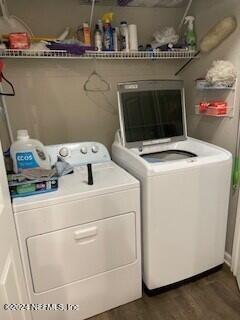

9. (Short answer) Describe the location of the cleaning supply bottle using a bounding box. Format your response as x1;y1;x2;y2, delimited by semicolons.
10;130;51;173
102;12;114;51
94;24;102;51
98;19;104;48
83;22;91;46
184;16;196;50
120;21;129;52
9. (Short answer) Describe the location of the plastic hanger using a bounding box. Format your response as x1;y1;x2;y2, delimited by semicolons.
83;60;110;92
83;70;110;92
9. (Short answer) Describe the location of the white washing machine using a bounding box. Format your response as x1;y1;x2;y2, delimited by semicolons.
12;142;142;320
112;80;232;292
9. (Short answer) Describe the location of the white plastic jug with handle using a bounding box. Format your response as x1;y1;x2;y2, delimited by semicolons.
10;130;51;173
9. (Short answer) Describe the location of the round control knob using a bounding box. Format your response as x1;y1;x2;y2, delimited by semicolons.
59;147;69;157
92;145;99;153
80;146;88;155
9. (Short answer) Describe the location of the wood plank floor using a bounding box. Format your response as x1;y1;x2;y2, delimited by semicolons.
90;265;240;320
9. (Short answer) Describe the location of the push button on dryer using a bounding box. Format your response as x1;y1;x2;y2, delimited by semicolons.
80;147;88;155
59;147;69;157
92;145;99;153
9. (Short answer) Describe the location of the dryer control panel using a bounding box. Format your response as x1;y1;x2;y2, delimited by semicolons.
46;142;111;167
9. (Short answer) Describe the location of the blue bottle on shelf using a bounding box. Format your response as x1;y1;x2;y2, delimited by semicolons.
102;12;114;51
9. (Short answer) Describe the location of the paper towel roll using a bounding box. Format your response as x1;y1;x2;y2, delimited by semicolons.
128;24;138;51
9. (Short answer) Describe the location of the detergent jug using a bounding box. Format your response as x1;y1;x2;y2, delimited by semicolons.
10;130;51;173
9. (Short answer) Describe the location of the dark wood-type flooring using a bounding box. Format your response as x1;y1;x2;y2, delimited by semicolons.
90;265;240;320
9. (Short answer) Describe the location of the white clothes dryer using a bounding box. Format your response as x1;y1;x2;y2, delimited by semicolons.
12;142;142;320
112;80;232;293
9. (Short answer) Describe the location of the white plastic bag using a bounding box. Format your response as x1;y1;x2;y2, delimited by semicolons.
152;27;179;47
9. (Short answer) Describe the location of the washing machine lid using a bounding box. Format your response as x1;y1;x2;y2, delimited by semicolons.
117;80;187;149
12;161;139;212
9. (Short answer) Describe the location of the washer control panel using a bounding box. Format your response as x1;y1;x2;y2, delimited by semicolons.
46;142;111;167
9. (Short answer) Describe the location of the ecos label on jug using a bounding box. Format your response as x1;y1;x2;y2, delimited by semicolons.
16;152;39;169
10;130;51;173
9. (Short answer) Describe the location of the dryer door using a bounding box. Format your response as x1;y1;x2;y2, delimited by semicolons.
27;212;137;293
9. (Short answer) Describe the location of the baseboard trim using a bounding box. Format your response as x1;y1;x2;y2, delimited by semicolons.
224;252;232;268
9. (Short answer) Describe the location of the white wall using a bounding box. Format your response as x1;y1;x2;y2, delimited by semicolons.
183;0;240;254
1;60;180;149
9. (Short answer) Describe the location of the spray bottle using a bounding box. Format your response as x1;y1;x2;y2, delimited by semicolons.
102;12;114;51
184;16;196;50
